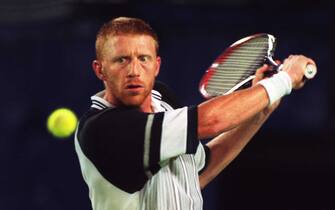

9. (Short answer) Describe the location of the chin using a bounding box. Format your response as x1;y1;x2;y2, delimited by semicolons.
122;96;146;108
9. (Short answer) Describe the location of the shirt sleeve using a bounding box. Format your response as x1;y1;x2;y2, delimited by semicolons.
76;106;199;193
194;143;211;174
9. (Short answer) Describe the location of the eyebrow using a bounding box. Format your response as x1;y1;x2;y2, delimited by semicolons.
139;54;153;58
112;54;153;60
111;55;130;61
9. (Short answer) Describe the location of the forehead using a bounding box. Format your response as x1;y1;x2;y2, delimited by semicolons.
104;34;157;56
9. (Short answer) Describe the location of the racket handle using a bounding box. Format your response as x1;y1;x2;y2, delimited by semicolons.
277;63;317;80
304;64;317;79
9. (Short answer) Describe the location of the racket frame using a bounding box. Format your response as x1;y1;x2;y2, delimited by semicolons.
199;33;277;98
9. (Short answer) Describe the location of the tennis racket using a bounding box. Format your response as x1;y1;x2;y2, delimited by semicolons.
199;33;317;98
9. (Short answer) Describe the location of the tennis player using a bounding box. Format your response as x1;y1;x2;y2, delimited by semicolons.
74;17;316;210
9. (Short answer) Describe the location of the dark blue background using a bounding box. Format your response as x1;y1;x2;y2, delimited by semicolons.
1;1;334;210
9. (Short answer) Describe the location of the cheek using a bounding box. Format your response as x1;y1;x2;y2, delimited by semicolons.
154;63;160;77
145;70;157;91
104;70;123;88
143;69;157;84
145;63;159;78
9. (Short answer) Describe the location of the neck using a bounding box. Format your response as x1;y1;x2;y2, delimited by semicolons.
140;96;154;113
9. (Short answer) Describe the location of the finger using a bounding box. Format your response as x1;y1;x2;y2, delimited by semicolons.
275;59;281;65
295;80;306;89
252;64;270;85
294;55;315;66
304;57;316;67
255;64;270;75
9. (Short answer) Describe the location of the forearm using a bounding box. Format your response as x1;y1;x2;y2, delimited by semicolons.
196;55;315;188
198;84;269;139
199;109;273;189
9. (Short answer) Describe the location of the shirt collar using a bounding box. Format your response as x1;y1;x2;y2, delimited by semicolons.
90;90;114;110
90;90;164;112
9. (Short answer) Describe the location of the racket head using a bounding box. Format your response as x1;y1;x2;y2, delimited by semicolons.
199;33;276;98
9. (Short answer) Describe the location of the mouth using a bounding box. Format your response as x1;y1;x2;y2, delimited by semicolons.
125;83;144;93
126;84;143;89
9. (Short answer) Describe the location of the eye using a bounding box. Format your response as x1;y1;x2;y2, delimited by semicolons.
113;56;128;64
139;55;150;63
116;57;127;63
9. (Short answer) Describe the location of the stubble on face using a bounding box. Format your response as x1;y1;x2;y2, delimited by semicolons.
100;34;160;110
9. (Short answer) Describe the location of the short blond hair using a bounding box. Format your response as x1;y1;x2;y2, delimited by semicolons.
95;17;159;60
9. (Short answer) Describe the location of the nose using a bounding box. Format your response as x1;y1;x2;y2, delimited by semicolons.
127;59;140;77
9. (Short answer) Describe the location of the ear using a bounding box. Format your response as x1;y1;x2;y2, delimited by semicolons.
92;60;105;81
155;56;161;77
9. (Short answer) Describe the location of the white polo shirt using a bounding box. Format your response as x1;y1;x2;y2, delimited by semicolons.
74;90;209;210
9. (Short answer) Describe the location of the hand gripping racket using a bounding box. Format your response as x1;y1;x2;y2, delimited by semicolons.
199;33;317;98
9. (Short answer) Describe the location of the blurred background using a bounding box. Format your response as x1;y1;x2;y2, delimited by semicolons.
1;0;334;209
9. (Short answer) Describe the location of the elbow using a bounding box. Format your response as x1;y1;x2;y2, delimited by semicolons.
198;103;238;139
198;116;230;139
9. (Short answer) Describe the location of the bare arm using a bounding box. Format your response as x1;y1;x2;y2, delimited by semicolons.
197;55;316;188
197;84;269;139
198;64;278;188
197;55;316;139
199;100;279;188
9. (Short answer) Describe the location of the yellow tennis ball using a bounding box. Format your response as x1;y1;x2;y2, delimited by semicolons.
47;108;78;138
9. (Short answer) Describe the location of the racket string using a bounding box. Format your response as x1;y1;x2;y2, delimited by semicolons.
205;36;272;95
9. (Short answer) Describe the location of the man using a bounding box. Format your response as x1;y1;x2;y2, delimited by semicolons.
74;17;316;210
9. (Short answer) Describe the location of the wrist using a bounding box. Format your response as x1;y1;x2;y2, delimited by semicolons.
257;71;292;105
